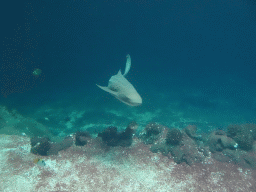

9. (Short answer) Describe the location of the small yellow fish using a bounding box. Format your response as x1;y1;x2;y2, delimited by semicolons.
32;68;42;76
33;158;46;167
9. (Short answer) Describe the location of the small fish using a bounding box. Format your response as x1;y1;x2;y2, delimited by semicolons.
97;54;142;106
34;158;46;167
32;68;42;76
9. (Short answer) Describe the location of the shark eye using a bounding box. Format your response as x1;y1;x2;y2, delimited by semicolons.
110;85;120;92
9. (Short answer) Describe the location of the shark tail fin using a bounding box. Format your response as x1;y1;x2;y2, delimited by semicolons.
123;54;131;76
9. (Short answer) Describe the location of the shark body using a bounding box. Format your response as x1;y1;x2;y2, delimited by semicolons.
96;54;142;106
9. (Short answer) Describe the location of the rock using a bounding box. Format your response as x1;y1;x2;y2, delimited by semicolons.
75;131;90;146
208;131;237;153
140;122;163;144
166;128;182;145
227;124;254;151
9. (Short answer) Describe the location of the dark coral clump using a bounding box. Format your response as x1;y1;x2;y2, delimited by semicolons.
75;131;90;146
208;124;256;169
140;122;163;144
98;123;136;147
227;124;254;151
31;137;51;156
30;136;73;156
208;131;237;153
246;124;256;140
150;127;206;165
119;125;135;147
98;126;119;146
166;128;182;145
235;133;253;151
145;122;162;136
227;124;241;138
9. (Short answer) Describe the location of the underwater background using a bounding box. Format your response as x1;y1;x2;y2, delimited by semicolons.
1;0;256;138
2;1;256;191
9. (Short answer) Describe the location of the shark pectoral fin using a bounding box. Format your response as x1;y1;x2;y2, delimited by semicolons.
96;84;118;96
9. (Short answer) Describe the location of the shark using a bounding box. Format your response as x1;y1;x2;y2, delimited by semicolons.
96;54;142;106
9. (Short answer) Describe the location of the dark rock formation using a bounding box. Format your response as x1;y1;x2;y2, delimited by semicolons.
227;124;254;151
75;131;90;146
31;136;73;156
150;127;207;165
98;122;137;147
208;131;237;153
139;122;163;144
166;128;182;145
30;137;51;156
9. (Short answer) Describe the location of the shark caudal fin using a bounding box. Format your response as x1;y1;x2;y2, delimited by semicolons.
123;54;131;77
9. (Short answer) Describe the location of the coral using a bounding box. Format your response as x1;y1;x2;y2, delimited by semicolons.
166;128;182;145
119;126;135;147
170;133;206;165
227;124;241;138
245;124;256;140
253;141;256;152
145;122;162;136
208;131;237;153
184;125;197;138
150;127;206;165
213;149;256;169
98;126;119;146
243;152;256;169
227;124;254;151
75;131;90;146
48;136;73;155
31;136;73;156
208;125;256;169
31;137;51;156
126;121;138;131
150;143;171;156
139;122;163;144
3;134;256;191
235;133;253;151
98;123;136;147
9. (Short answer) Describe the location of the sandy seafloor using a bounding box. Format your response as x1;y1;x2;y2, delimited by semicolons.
1;134;255;192
1;90;256;192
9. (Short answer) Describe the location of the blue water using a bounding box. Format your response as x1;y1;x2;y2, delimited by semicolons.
1;0;256;136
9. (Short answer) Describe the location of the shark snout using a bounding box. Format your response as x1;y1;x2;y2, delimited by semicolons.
128;94;142;106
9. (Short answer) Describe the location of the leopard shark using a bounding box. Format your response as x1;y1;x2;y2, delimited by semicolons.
96;54;142;106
